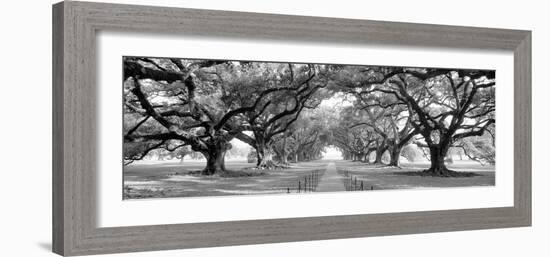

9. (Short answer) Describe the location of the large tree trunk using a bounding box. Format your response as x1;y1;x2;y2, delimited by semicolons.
342;151;349;160
202;148;226;175
362;151;370;163
255;146;263;167
201;141;229;175
374;146;386;164
388;145;403;167
256;144;276;169
424;144;452;176
298;151;304;162
253;132;278;169
281;151;289;165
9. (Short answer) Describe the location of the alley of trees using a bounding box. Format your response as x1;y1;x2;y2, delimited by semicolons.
123;57;495;177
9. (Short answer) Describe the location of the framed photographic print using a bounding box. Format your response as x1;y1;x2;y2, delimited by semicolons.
52;1;531;256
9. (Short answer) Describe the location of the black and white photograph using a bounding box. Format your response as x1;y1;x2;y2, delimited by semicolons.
1;0;544;256
123;57;496;199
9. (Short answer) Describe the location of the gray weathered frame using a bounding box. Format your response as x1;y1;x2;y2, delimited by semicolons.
52;1;531;256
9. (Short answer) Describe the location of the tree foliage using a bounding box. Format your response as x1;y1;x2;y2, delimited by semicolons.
123;57;496;176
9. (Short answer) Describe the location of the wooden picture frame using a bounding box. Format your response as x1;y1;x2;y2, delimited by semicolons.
52;1;531;256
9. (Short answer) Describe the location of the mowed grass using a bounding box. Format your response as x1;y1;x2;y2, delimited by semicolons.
335;160;495;190
124;160;327;199
124;159;495;199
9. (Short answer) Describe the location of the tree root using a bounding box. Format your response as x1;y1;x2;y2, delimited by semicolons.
421;167;478;177
386;164;403;169
255;163;291;170
218;169;267;177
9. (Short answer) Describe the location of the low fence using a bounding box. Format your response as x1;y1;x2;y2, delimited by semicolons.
341;170;375;191
285;170;323;193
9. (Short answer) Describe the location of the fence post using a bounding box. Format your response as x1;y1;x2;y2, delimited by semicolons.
361;181;364;191
298;181;301;193
315;171;317;185
310;173;312;191
313;172;315;191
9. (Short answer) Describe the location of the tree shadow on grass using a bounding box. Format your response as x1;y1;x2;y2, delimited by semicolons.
219;169;269;177
180;169;268;177
392;170;483;178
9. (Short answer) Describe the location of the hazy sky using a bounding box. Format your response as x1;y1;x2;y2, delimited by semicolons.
322;146;342;160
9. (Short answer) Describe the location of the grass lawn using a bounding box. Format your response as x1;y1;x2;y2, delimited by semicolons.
124;159;495;199
124;160;327;199
335;160;495;191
